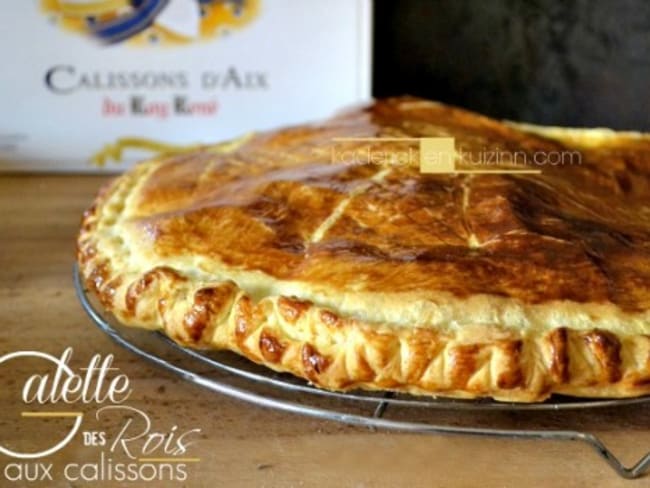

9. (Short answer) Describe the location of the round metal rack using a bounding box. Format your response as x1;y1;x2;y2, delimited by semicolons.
74;265;650;479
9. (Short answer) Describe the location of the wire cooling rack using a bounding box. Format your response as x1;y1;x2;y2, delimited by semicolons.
74;265;650;479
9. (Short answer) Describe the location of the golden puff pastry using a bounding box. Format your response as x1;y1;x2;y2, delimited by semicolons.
78;97;650;402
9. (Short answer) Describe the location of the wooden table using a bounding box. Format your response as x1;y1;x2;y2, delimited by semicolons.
1;174;649;487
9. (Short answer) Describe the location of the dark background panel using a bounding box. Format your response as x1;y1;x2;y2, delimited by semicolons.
373;0;650;130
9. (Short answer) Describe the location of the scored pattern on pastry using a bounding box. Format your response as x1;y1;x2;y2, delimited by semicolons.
78;97;650;402
309;167;393;244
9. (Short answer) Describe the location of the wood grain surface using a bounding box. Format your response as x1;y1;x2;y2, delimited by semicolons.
0;174;649;487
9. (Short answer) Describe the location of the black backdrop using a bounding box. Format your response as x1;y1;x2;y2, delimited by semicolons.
373;0;650;130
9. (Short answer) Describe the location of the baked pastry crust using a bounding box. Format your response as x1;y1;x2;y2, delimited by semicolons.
78;97;650;402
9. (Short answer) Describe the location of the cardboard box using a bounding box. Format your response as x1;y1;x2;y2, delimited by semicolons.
0;0;372;172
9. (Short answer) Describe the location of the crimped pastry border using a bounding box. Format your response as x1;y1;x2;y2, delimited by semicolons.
77;160;650;403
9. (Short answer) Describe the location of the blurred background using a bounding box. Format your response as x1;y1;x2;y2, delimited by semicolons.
374;0;650;130
3;0;650;172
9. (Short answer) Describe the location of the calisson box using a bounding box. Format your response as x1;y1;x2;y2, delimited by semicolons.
0;0;371;171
